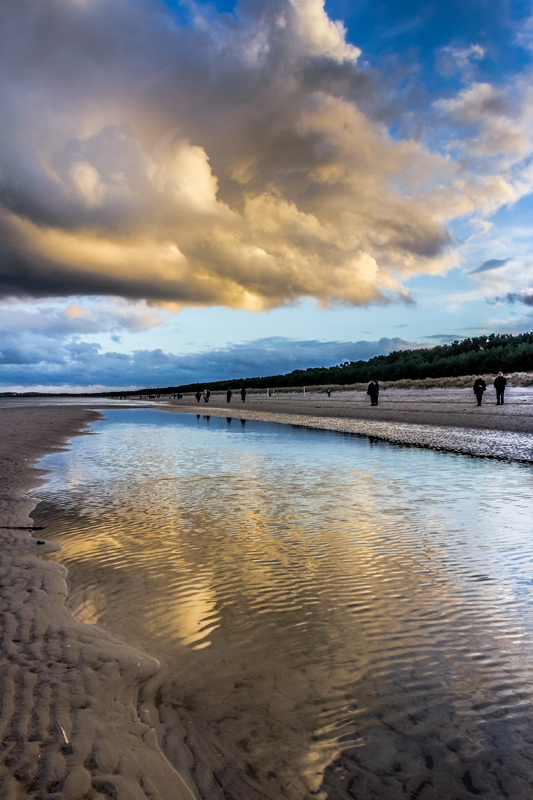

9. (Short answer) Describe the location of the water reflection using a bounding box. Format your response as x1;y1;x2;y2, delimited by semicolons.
34;410;533;799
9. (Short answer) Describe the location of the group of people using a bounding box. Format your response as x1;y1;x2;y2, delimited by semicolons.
194;387;247;404
365;373;508;408
190;375;508;408
473;371;507;406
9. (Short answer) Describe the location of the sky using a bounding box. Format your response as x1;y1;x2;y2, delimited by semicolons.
1;0;532;391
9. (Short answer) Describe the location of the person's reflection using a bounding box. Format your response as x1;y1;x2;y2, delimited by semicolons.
204;415;210;423
196;414;200;420
240;419;246;427
227;417;232;425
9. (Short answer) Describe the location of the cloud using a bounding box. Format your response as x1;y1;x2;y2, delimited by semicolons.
502;290;533;306
424;333;463;340
436;44;485;80
0;333;425;391
1;0;530;311
0;298;173;371
470;258;509;274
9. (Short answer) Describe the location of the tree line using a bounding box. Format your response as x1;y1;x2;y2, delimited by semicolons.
101;331;533;396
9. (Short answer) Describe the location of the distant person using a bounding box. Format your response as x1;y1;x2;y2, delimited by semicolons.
327;388;331;397
473;375;486;406
494;371;507;405
241;387;246;403
203;389;210;403
195;390;201;403
367;379;380;406
227;389;232;404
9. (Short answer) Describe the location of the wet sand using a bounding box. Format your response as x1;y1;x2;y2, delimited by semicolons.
0;405;198;800
171;386;533;434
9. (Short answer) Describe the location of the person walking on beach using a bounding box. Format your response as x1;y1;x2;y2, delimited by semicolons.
367;379;380;406
473;375;486;406
241;387;246;403
203;389;210;403
494;371;507;405
195;390;201;403
226;389;232;404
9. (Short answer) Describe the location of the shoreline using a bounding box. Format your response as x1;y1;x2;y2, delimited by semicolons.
168;386;533;434
165;387;533;462
0;405;199;800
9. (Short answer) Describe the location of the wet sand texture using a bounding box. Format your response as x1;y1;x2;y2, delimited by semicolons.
0;406;198;800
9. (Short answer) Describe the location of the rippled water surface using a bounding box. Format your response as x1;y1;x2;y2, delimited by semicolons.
34;409;533;800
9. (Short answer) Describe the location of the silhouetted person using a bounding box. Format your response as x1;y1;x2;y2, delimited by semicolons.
203;389;210;403
327;388;331;397
367;380;380;406
473;375;486;406
241;387;246;403
494;372;507;405
195;390;201;403
227;389;232;404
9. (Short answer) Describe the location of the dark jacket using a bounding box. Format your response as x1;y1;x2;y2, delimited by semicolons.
473;378;486;394
494;375;507;391
367;381;379;396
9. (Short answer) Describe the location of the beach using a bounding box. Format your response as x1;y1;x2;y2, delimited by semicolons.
169;385;533;434
1;389;532;799
0;404;198;800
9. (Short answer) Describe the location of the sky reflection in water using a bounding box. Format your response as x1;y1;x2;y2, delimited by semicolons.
34;409;533;799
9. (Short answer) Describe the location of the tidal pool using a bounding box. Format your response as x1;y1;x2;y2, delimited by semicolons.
33;409;533;800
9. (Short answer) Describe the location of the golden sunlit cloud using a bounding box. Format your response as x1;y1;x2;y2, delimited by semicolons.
0;0;531;309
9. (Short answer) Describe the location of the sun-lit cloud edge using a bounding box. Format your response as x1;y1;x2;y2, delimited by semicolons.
0;0;532;313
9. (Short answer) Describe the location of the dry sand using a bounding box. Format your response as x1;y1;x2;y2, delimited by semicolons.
0;405;198;800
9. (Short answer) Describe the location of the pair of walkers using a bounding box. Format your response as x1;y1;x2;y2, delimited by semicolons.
194;389;211;403
226;387;247;404
473;372;507;406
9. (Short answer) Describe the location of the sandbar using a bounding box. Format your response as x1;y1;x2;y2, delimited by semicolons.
170;385;533;434
166;386;533;462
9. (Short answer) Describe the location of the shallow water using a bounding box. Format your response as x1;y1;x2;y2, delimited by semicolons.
33;409;533;799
